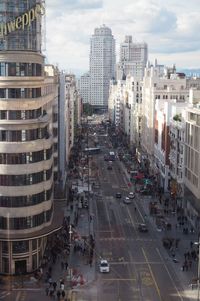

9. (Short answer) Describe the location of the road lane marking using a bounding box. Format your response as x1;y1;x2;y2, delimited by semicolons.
15;291;26;301
110;261;163;265
127;250;143;299
127;207;137;231
13;288;42;291
135;201;145;223
156;248;184;301
16;292;20;301
101;278;136;281
98;230;114;232
99;237;125;241
138;267;154;287
142;248;163;301
0;291;10;299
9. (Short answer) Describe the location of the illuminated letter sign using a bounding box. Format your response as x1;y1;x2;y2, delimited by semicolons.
0;3;45;38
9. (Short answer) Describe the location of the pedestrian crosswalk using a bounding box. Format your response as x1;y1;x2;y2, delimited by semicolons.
99;237;155;242
99;237;125;241
0;291;10;299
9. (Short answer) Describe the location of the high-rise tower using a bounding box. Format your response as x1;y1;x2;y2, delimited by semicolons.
117;36;148;80
0;1;61;274
89;25;115;109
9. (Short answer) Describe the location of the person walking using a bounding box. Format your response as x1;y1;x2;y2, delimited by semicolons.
53;281;57;291
45;286;49;296
48;277;53;287
49;287;54;298
56;290;61;300
61;290;65;299
61;261;64;270
60;283;64;291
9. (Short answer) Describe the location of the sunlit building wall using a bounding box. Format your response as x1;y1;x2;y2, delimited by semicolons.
0;0;62;275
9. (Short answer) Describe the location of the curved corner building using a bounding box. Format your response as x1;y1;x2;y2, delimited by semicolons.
0;0;61;274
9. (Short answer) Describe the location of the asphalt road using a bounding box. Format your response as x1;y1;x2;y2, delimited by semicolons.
91;135;189;301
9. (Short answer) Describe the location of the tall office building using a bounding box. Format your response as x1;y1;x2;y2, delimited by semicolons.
117;36;148;80
89;25;115;109
78;72;90;104
0;1;62;274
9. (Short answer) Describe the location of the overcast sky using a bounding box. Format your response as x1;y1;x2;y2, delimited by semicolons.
45;0;200;75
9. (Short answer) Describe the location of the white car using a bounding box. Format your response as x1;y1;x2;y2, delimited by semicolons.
123;197;131;204
128;192;135;199
99;259;110;273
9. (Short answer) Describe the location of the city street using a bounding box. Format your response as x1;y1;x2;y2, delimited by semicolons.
77;124;197;301
1;121;198;301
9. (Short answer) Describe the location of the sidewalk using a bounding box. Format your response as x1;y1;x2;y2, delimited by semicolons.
40;196;96;299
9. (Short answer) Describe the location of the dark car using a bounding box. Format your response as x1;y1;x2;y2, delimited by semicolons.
138;223;148;232
116;192;122;198
107;165;112;170
82;200;89;209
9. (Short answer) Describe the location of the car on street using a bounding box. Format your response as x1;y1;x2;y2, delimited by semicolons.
123;197;131;204
138;223;148;232
128;192;135;199
107;161;113;170
99;259;110;273
104;155;109;161
116;192;122;198
82;200;89;209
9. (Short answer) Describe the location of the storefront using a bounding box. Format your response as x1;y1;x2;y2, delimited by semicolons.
184;186;200;230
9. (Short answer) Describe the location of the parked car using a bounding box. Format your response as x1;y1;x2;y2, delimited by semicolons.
128;192;135;199
82;200;89;209
123;197;131;204
138;223;148;232
116;192;122;198
99;259;110;273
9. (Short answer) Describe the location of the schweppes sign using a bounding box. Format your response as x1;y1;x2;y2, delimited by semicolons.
0;3;45;38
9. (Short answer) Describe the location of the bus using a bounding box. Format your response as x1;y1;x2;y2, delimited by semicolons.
108;151;115;161
84;147;101;155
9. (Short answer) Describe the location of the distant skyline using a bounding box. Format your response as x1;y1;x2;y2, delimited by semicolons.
46;0;200;75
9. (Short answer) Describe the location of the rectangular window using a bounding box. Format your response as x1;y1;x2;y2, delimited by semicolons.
36;64;42;76
8;63;16;76
0;131;6;141
2;258;9;273
0;63;6;76
8;88;21;98
20;63;26;76
0;110;7;119
0;88;6;98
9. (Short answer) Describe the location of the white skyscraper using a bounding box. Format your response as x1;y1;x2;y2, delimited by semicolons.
117;36;148;80
89;25;116;108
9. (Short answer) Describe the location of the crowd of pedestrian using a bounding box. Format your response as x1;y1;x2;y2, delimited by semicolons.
45;277;67;300
181;244;198;272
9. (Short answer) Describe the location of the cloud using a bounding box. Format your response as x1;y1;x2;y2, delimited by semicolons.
45;0;200;72
47;0;103;14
